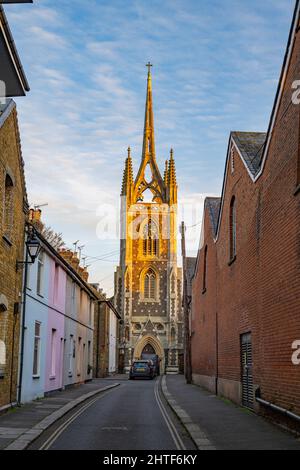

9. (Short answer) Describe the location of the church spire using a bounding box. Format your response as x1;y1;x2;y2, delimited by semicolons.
168;148;177;186
142;62;155;161
168;148;177;204
134;64;165;203
121;146;133;198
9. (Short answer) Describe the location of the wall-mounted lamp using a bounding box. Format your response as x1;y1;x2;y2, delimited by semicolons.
16;232;41;271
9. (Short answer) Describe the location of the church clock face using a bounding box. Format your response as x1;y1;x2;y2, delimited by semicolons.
115;65;183;374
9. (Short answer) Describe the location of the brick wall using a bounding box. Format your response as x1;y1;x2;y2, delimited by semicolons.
93;301;110;378
191;7;300;426
0;103;27;408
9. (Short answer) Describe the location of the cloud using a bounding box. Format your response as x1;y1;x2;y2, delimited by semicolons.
5;0;295;293
29;26;67;48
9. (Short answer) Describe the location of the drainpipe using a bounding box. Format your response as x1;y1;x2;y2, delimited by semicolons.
9;306;18;405
255;389;300;423
17;239;29;405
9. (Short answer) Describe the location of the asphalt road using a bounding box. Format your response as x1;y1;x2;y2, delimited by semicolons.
29;377;196;451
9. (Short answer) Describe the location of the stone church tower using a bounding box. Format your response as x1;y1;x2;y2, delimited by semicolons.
115;65;183;374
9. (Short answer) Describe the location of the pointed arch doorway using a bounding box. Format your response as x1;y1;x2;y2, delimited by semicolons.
133;334;165;373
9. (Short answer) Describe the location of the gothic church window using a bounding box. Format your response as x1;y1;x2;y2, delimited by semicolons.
142;219;159;257
143;268;157;300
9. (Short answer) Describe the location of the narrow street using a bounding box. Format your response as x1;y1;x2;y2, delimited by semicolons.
28;377;195;451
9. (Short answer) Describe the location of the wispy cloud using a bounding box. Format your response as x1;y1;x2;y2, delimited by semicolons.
4;0;296;292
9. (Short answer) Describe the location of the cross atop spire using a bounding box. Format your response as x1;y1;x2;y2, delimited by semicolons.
146;62;153;74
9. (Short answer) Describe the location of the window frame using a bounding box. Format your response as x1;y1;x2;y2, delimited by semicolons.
50;328;57;379
32;321;41;378
143;268;158;302
141;219;159;258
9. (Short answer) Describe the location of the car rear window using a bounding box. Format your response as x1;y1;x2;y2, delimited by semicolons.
134;362;148;369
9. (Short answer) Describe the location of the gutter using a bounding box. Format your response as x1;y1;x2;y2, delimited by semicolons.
256;394;300;424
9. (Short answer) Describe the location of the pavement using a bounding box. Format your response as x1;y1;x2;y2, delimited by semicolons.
0;378;122;450
163;375;300;450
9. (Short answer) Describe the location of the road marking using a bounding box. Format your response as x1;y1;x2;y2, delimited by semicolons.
154;377;186;451
101;427;128;431
39;389;117;450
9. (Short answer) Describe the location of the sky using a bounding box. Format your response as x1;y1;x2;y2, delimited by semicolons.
4;0;295;295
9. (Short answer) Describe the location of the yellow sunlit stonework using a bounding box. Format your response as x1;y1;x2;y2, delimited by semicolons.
115;67;183;374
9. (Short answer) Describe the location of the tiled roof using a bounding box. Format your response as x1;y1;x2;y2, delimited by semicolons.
232;131;267;177
186;257;197;297
0;5;30;95
205;197;221;236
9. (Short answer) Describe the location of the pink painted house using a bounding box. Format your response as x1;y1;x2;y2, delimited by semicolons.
45;261;66;394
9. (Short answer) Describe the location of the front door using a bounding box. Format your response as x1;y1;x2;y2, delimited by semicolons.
241;333;254;409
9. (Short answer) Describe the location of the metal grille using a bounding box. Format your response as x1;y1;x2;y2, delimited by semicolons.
241;333;254;409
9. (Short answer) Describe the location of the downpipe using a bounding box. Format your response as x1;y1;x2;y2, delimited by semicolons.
255;389;300;423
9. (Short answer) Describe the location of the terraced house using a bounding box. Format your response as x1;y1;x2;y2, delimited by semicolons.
18;211;98;403
191;0;300;431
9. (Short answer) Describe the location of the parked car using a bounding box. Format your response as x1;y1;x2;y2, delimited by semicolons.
129;360;155;380
141;353;160;376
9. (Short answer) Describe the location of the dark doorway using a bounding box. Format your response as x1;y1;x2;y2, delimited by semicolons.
178;353;184;374
142;344;155;355
118;353;124;374
241;333;254;409
141;344;160;376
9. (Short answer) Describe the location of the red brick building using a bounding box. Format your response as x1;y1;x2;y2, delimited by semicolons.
191;1;300;429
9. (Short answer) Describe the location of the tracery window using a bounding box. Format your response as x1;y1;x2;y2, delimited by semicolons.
143;268;157;300
142;219;159;257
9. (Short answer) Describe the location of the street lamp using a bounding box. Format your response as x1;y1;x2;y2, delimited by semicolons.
16;232;41;270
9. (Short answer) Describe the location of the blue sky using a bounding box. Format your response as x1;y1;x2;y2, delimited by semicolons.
5;0;295;295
